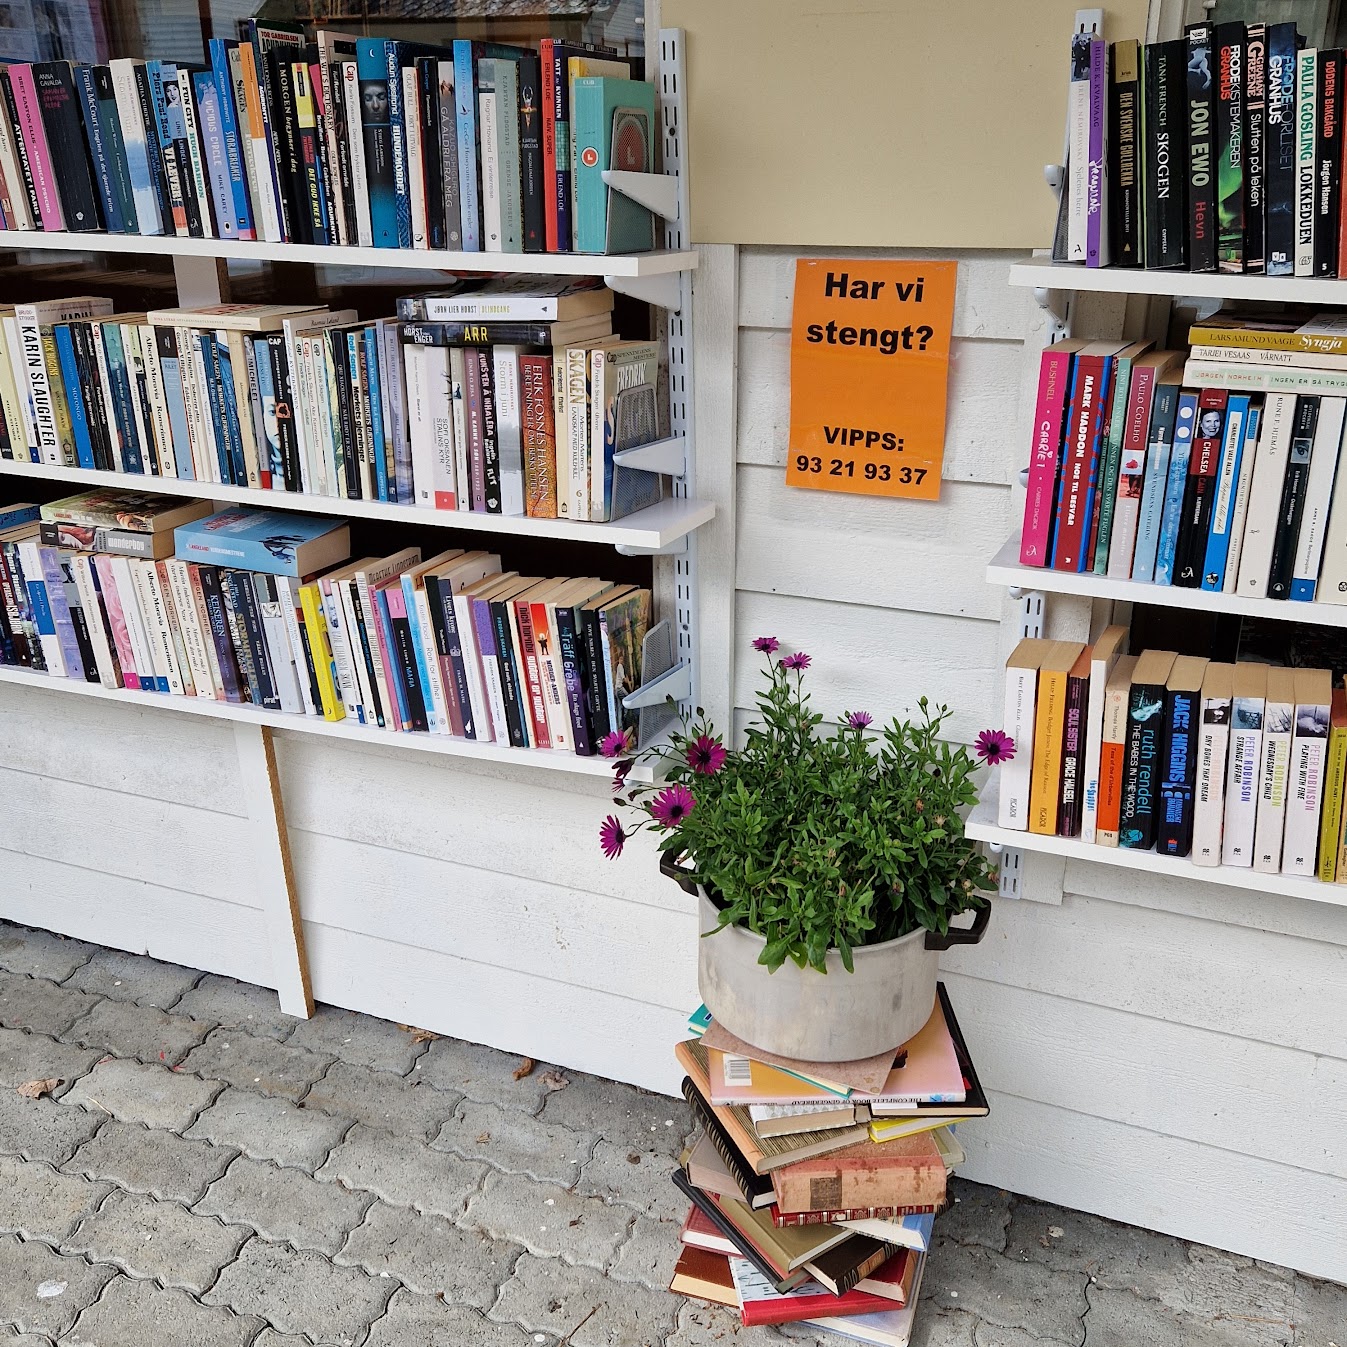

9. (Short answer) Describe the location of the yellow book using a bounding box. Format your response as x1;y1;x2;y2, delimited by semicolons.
1029;641;1085;835
1326;687;1347;882
867;1115;961;1144
299;582;345;722
40;329;76;467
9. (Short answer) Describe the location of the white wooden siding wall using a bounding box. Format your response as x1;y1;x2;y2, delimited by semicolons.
734;245;1347;1283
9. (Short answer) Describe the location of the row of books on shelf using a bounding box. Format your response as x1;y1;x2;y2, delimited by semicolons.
1001;623;1347;881
1061;17;1347;275
669;985;985;1345
0;494;652;755
0;288;663;523
1021;314;1347;605
0;31;658;253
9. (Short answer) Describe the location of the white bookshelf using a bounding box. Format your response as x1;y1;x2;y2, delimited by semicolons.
987;535;1347;629
968;779;1347;910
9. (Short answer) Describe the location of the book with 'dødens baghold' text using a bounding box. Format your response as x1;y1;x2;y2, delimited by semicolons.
1028;641;1085;836
1119;649;1177;850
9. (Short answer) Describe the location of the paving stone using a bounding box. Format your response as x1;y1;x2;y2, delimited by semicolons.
367;1289;544;1347
62;998;211;1068
575;1140;687;1223
538;1068;693;1160
465;1168;634;1270
608;1213;681;1289
967;1319;1068;1347
489;1252;678;1346
934;1180;1013;1253
62;1058;221;1131
0;973;102;1037
64;1275;261;1347
249;1333;312;1347
185;1086;350;1172
1083;1283;1290;1347
664;1301;755;1347
0;923;94;983
922;1240;1088;1347
410;1037;555;1114
336;1199;520;1302
285;1005;427;1074
62;1117;236;1203
433;1099;595;1186
0;1233;115;1338
203;1235;395;1345
171;976;297;1041
0;1028;101;1096
914;1306;983;1347
0;1155;111;1243
1291;1272;1347;1345
63;949;200;1010
66;1188;248;1295
0;1091;103;1165
196;1155;373;1256
301;1060;460;1141
317;1124;487;1219
1;1330;58;1345
180;1030;332;1102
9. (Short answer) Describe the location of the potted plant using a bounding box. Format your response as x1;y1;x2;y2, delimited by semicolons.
597;639;1012;1062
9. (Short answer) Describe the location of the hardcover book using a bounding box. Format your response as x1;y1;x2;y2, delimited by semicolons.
1316;49;1343;276
1244;24;1267;272
1109;40;1141;267
1296;49;1319;276
571;76;657;254
34;62;101;231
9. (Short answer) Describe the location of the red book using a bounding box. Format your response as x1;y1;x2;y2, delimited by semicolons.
1050;342;1120;572
1174;388;1228;587
514;591;553;747
771;1203;938;1229
733;1250;912;1326
540;39;558;252
1021;339;1085;565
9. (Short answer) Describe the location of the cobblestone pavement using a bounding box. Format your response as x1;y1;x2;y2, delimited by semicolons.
0;919;1342;1346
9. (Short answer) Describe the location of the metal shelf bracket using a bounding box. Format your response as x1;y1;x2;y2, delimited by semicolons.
623;661;691;711
612;435;686;476
604;270;683;311
602;169;680;222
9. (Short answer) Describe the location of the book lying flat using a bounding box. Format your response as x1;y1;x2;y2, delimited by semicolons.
684;1132;774;1210
698;1018;893;1096
867;987;991;1119
838;1211;936;1253
804;1251;928;1347
771;1130;947;1217
669;1243;736;1308
751;1101;869;1136
731;1250;911;1327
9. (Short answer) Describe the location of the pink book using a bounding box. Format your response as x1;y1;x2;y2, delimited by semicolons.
375;579;410;731
1020;340;1085;565
7;65;64;231
93;555;139;690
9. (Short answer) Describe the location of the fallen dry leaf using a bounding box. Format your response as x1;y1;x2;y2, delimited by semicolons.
17;1078;60;1099
540;1070;569;1092
476;1131;491;1144
410;1028;440;1044
512;1057;536;1081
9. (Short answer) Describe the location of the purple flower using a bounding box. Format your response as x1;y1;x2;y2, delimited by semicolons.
599;814;627;859
612;759;634;793
752;636;780;654
846;711;874;730
975;729;1016;765
686;734;727;776
649;784;696;828
600;728;634;759
781;652;812;672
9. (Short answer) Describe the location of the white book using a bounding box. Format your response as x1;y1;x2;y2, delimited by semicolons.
1222;403;1261;594
15;298;114;466
338;576;378;724
539;596;576;752
255;575;304;714
275;575;317;716
1183;360;1347;396
492;346;525;516
406;343;453;510
108;556;156;691
1081;626;1128;844
69;554;119;689
177;69;214;240
1222;665;1265;866
316;337;344;498
553;353;572;518
91;323;122;470
174;326;211;481
154;560;196;696
1236;393;1297;597
17;540;64;676
188;332;222;483
138;560;186;696
1066;33;1091;263
164;559;215;699
122;326;155;475
125;559;170;692
1296;51;1318;277
451;588;489;739
241;335;270;487
0;102;32;230
320;575;363;723
341;62;374;248
403;65;428;249
1282;670;1333;875
1253;669;1296;872
565;346;590;521
344;331;375;500
479;71;502;252
139;326;177;478
1192;664;1233;866
3;314;36;456
1189;343;1347;370
184;565;225;698
998;638;1044;831
449;347;471;511
108;59;164;235
282;309;353;494
1291;397;1347;600
1314;406;1347;605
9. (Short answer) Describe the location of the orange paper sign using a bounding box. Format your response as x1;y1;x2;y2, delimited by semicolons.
787;259;956;501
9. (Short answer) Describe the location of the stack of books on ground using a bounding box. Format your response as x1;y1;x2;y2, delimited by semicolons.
1001;625;1347;882
0;37;656;254
0;288;665;522
670;984;988;1346
0;491;652;755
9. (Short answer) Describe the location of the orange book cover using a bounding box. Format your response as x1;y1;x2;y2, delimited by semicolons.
1029;641;1084;834
770;1130;947;1215
1097;653;1139;845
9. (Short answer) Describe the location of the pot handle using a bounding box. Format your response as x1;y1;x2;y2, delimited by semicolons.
659;851;701;897
924;903;991;951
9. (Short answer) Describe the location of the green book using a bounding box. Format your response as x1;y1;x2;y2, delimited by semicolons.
1092;343;1149;574
493;56;523;254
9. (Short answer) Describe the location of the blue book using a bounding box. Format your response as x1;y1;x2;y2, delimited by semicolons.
363;327;389;502
356;40;398;247
213;334;248;486
37;548;85;681
1157;674;1201;857
453;41;482;250
1155;392;1200;585
100;324;144;474
192;70;236;239
208;39;254;239
92;66;139;234
386;43;413;248
74;65;123;234
252;337;284;486
153;328;194;481
571;75;657;254
1131;379;1182;583
196;335;234;484
400;571;437;729
52;326;95;471
19;550;58;674
175;509;351;578
0;504;39;530
1201;396;1252;592
374;585;413;729
144;61;183;229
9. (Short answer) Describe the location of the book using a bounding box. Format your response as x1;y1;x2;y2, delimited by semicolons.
731;1253;910;1326
668;1244;735;1309
1081;625;1129;844
40;489;211;533
1192;662;1235;866
1253;667;1297;873
802;1254;927;1347
1214;23;1246;273
1187;23;1218;273
1282;668;1333;876
174;508;350;578
1092;340;1154;572
1221;401;1262;593
1265;23;1299;275
1057;644;1092;838
1222;662;1268;867
1154;390;1199;585
1173;388;1227;587
769;1130;946;1218
1317;49;1343;276
1142;39;1187;269
1086;35;1110;267
999;637;1049;830
1157;655;1208;857
1297;49;1320;276
1066;29;1091;263
1244;24;1267;273
1029;641;1084;836
33;63;101;231
1097;654;1139;848
399;277;613;323
1022;339;1086;565
1199;393;1251;590
1290;397;1347;601
1328;690;1347;882
591;339;663;522
1267;396;1320;600
1236;392;1297;597
1120;649;1178;850
571;76;657;254
1129;369;1185;582
1109;40;1141;268
1052;342;1124;572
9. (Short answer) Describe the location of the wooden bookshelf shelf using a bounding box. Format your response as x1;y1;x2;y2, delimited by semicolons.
0;665;658;782
967;778;1347;910
0;459;714;551
988;535;1347;628
1010;253;1347;304
0;228;699;279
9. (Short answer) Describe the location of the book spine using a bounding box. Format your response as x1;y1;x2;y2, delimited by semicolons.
294;64;327;242
998;658;1038;831
452;590;490;739
1066;32;1091;263
0;70;34;230
53;325;93;470
1110;41;1141;266
213;42;255;240
1234;392;1293;595
71;554;120;688
1187;25;1217;272
493;347;525;516
37;548;84;680
1120;678;1166;849
1095;354;1148;574
1283;696;1329;875
1021;344;1074;566
469;597;505;741
580;605;611;745
520;354;558;518
10;65;64;230
1253;699;1293;872
1221;404;1261;593
403;64;427;249
319;580;362;722
1;71;42;229
1296;50;1319;276
490;599;528;748
1173;388;1227;587
417;59;444;250
1264;26;1298;274
496;59;523;253
386;44;414;249
1057;668;1088;837
165;560;213;698
192;566;239;701
339;61;371;248
1317;50;1343;275
115;555;164;689
1320;720;1347;882
555;604;591;755
421;576;464;735
452;42;481;252
179;69;215;238
1086;37;1109;267
1051;355;1109;572
1126;382;1180;582
1028;664;1068;835
1192;688;1231;865
1158;684;1200;856
74;65;121;233
1199;394;1249;589
1267;396;1320;599
355;40;396;248
297;583;342;719
436;60;462;248
1289;397;1347;601
479;75;501;251
154;559;194;695
1215;25;1245;272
